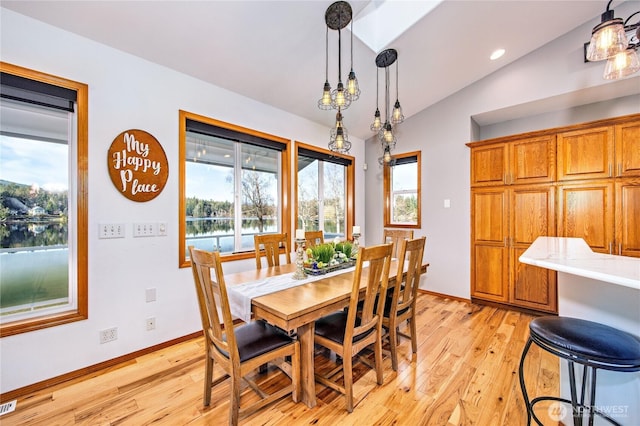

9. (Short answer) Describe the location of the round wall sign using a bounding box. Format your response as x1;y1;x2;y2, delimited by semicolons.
107;129;169;202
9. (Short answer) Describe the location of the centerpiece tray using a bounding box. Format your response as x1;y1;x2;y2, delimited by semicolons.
304;259;356;276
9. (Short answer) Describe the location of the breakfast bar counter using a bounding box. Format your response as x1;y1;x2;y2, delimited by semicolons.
520;237;640;424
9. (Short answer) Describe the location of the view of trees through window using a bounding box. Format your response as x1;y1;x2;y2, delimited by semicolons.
297;148;348;239
0;101;72;320
183;122;283;257
385;151;421;228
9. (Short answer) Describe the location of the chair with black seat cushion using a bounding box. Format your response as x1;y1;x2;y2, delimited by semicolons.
189;246;300;426
314;243;393;413
254;233;291;269
382;228;414;259
304;230;324;248
519;316;640;426
383;236;426;371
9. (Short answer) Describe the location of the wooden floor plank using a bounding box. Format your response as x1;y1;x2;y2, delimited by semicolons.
1;294;558;425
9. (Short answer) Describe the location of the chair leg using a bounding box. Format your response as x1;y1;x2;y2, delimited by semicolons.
588;368;597;426
204;355;213;406
518;337;534;426
568;361;581;426
374;331;384;385
409;316;418;355
344;355;354;413
229;371;241;426
389;322;399;371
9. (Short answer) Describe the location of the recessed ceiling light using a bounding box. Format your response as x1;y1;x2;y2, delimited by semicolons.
490;48;506;60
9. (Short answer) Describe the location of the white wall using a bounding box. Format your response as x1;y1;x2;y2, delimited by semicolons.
0;8;365;393
365;2;640;300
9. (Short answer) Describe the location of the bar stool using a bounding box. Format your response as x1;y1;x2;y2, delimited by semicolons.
518;316;640;426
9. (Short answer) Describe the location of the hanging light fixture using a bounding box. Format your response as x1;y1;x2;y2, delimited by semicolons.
318;1;359;153
585;2;640;79
371;48;403;164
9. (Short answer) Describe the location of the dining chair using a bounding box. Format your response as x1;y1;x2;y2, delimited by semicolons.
304;230;324;248
382;228;414;259
253;233;291;269
383;236;426;371
188;246;300;426
313;243;393;412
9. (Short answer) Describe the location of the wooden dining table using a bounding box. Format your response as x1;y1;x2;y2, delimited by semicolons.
223;259;428;408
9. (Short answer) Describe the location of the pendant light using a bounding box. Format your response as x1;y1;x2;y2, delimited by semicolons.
371;48;403;164
318;1;359;154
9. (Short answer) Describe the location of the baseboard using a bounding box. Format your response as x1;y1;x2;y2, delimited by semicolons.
418;289;470;304
0;331;202;403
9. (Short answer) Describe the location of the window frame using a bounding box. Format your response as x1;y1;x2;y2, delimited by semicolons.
0;62;89;337
294;141;355;240
383;150;421;229
179;110;290;267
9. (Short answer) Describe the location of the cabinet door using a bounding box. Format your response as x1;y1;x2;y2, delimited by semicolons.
615;179;640;257
557;126;614;181
510;135;556;185
470;144;507;187
557;180;614;254
471;189;508;302
509;185;557;312
615;121;640;177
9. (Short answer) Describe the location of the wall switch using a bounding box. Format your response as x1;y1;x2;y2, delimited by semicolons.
157;222;167;236
99;223;125;239
133;222;156;237
146;287;157;302
444;199;451;208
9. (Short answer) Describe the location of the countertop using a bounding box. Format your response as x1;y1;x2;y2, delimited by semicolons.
519;237;640;290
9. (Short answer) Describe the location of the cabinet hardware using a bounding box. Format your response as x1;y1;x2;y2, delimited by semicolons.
619;243;622;255
608;163;612;177
618;163;622;176
609;242;613;254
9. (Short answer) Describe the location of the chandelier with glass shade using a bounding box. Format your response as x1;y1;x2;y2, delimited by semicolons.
585;1;640;80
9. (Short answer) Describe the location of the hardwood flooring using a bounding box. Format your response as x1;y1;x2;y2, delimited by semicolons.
2;294;559;425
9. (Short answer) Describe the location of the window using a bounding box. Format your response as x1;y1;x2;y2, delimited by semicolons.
384;151;421;228
295;142;355;240
179;111;290;266
0;63;88;337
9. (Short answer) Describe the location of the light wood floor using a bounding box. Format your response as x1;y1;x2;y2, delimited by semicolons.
2;294;559;425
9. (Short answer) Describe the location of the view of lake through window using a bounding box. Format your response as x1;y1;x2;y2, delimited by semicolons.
0;100;71;319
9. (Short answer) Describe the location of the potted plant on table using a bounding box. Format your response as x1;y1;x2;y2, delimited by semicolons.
304;241;356;275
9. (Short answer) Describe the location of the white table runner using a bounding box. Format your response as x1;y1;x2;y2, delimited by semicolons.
227;265;358;323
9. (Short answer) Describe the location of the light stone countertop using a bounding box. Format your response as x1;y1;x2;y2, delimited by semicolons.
519;237;640;290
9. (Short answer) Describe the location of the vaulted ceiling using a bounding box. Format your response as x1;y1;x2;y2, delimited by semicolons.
1;0;620;139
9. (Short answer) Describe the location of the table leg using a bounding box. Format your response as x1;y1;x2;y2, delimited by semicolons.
297;321;316;408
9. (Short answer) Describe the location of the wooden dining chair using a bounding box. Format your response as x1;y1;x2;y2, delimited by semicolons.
383;236;426;371
253;233;291;269
313;243;393;412
382;228;414;259
304;230;324;248
188;246;300;426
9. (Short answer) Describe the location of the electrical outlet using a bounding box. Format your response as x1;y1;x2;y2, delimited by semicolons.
100;327;118;343
133;222;156;237
99;223;125;239
146;317;156;331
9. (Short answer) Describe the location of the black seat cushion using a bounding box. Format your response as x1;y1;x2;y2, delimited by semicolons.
315;311;373;344
530;316;640;368
218;320;294;362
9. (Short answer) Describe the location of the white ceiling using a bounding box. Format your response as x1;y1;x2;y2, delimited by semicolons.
1;0;617;140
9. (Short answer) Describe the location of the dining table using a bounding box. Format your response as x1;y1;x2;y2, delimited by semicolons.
223;258;429;408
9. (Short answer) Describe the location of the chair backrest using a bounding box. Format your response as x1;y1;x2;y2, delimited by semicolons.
304;230;324;248
254;233;291;269
345;243;393;345
391;236;426;315
189;246;239;362
383;228;414;258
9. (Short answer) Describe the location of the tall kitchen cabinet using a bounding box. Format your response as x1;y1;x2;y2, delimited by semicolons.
557;120;640;256
470;135;557;313
469;114;640;314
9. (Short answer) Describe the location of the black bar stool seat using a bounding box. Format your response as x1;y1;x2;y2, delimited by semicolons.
519;316;640;426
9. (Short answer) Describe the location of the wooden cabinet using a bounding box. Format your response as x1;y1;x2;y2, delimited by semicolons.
470;135;555;186
615;179;640;257
557;180;614;254
615;122;640;177
557;126;614;181
471;185;556;312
